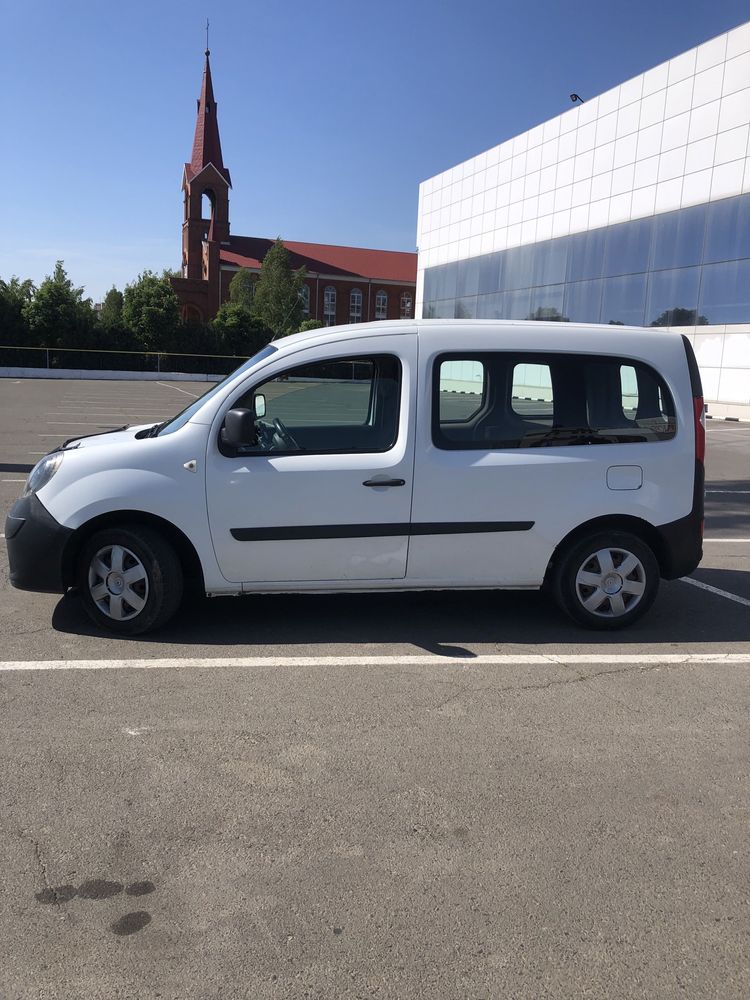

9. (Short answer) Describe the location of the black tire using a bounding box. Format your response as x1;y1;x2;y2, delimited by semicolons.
552;530;660;630
77;525;183;635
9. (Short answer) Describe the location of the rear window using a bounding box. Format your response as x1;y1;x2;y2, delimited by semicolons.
433;351;677;450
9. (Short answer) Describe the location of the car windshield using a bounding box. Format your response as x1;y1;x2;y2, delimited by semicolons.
156;344;278;436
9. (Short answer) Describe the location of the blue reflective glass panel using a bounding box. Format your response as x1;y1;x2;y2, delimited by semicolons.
478;252;503;295
455;296;478;319
501;245;535;291
704;195;750;264
567;229;607;282
603;217;653;277
529;284;565;321
429;263;458;301
506;287;531;319
651;204;706;270
423;268;437;304
456;258;480;298
563;279;603;323
645;267;701;326
429;299;454;318
533;239;568;286
476;292;506;318
699;259;750;324
600;274;648;326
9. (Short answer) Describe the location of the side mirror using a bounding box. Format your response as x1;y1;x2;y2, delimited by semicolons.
222;408;257;448
254;393;266;419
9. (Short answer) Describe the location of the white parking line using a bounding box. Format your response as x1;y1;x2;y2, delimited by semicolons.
0;653;748;672
703;538;750;542
706;490;750;494
1;479;24;483
157;381;200;397
681;577;750;608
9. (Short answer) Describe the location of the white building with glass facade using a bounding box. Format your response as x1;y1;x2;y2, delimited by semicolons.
416;20;750;419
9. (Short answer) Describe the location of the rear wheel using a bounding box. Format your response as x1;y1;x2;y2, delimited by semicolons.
552;530;659;630
78;525;183;635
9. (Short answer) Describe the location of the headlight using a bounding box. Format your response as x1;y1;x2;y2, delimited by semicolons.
22;452;64;497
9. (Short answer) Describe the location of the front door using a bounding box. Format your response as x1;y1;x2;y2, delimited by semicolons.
206;336;417;585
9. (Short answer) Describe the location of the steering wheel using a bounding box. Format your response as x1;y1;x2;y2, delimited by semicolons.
273;417;300;450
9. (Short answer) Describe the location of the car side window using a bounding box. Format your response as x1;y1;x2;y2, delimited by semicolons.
433;351;676;449
228;354;401;455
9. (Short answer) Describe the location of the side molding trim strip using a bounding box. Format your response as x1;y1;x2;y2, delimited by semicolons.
230;521;534;542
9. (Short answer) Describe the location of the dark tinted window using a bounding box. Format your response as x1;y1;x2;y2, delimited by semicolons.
699;259;750;325
528;284;565;321
563;279;603;323
704;194;750;264
601;273;648;326
501;245;535;291
433;352;676;450
603;217;653;277
533;239;568;286
651;204;706;270
567;229;607;282
456;257;481;298
646;267;701;326
232;354;401;455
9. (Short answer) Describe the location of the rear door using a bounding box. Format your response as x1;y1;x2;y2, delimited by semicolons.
409;344;683;587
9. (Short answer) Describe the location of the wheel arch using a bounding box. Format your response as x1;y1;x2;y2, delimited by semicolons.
62;510;205;593
543;514;668;588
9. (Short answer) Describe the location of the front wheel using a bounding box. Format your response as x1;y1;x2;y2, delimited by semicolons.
552;530;659;630
78;525;183;635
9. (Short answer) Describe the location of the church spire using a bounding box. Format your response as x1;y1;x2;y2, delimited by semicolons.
188;48;231;186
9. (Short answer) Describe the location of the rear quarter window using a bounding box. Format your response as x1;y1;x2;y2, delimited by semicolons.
433;351;677;449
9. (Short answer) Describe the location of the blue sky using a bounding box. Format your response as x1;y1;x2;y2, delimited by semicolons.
2;0;748;301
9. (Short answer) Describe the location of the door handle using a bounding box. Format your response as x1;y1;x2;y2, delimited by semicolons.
362;478;406;487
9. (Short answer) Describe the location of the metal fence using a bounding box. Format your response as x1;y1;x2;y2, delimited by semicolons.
0;344;251;376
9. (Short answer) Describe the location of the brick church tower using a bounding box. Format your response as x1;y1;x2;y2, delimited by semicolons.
170;48;231;323
171;48;417;327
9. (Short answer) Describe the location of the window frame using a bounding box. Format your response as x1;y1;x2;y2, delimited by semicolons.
349;288;363;323
375;289;388;320
323;286;337;326
219;352;403;458
432;350;677;451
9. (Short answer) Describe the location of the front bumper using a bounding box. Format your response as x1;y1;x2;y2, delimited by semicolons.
5;494;73;593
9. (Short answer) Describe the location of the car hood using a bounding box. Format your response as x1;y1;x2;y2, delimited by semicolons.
60;424;153;451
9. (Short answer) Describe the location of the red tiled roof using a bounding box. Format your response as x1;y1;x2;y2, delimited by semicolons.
187;51;231;186
220;236;417;283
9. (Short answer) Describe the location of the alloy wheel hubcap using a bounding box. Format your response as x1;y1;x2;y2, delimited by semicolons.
575;547;646;618
88;544;149;621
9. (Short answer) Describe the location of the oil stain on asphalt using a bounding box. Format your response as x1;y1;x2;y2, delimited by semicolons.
35;878;156;935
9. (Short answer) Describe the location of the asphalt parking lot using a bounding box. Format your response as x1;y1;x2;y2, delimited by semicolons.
0;377;748;999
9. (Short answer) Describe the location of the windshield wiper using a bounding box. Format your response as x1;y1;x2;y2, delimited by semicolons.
135;421;169;439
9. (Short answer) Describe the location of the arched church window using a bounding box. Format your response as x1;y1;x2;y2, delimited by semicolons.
299;284;310;316
375;290;388;320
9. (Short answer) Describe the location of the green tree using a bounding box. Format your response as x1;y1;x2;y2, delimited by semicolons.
96;285;141;353
297;318;324;333
252;238;306;337
23;261;96;348
99;286;124;325
212;302;270;356
228;268;257;309
0;276;35;345
122;271;181;351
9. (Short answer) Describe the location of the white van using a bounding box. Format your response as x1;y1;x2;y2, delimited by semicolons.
6;320;705;634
